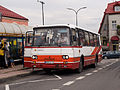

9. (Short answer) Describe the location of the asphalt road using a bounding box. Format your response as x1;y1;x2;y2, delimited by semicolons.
0;58;120;90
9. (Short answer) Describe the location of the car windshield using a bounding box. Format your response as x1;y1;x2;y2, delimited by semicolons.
106;51;114;54
32;27;70;47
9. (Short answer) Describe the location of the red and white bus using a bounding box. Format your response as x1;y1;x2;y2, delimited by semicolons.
24;24;102;73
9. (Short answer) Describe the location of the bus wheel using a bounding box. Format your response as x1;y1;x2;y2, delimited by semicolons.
43;68;51;73
32;67;35;71
91;57;98;68
75;60;83;73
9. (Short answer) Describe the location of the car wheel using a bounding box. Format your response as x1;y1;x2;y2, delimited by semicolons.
104;56;108;59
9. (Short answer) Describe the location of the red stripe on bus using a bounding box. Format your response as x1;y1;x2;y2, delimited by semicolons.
97;46;102;54
91;47;99;55
25;46;82;48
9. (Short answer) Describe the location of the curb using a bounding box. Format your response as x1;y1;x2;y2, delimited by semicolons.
0;68;43;84
0;71;32;84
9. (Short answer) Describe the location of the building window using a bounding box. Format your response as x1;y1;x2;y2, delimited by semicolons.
103;40;107;46
112;20;117;30
104;24;107;31
103;37;107;46
114;6;120;12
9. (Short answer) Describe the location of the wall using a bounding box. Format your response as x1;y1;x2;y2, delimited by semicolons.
109;14;120;41
2;17;28;26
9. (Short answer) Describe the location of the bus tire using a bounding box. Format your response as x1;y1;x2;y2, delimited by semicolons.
43;68;51;73
91;55;98;68
75;57;83;73
32;67;35;71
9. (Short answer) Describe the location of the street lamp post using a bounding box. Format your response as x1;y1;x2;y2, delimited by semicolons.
67;7;87;26
37;0;45;25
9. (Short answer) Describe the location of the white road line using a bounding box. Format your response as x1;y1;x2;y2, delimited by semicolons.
9;74;61;86
85;73;93;76
76;76;85;80
28;78;58;83
10;78;59;86
103;66;107;68
63;81;75;86
93;70;98;73
106;64;111;67
98;68;103;70
52;89;60;90
5;84;10;90
54;74;62;80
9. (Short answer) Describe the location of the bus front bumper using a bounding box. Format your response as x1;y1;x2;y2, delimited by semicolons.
24;61;79;70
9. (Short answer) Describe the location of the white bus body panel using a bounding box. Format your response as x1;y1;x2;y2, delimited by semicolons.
24;47;96;58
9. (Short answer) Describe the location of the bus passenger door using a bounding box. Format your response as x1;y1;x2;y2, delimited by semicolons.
24;31;33;57
71;29;81;58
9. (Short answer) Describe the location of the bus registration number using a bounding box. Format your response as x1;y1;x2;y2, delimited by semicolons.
45;61;54;64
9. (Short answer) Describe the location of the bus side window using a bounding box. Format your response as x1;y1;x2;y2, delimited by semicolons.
89;33;94;46
84;31;90;46
97;35;100;46
79;30;85;46
71;29;79;46
94;35;97;46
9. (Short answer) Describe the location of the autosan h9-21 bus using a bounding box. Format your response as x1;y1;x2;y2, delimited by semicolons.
24;24;102;73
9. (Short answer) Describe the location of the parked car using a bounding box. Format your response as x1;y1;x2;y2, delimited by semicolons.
102;51;120;59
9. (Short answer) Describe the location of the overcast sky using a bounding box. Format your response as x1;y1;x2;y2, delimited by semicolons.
0;0;118;33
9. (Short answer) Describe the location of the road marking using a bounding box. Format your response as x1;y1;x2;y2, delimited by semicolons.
106;64;111;67
93;70;98;73
6;74;61;90
76;76;85;80
54;74;62;80
5;84;10;90
5;75;62;86
10;78;59;86
85;73;93;76
98;68;103;70
63;81;75;86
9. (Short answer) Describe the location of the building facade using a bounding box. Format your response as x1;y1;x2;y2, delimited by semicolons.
0;5;28;26
0;5;30;61
99;1;120;51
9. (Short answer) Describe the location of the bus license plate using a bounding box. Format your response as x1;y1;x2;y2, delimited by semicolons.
45;61;54;64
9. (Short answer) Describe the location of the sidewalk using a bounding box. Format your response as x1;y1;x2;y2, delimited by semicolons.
0;65;32;84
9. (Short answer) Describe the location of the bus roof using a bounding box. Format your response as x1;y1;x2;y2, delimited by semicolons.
33;24;99;35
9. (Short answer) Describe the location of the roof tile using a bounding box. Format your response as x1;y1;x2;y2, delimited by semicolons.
0;5;28;20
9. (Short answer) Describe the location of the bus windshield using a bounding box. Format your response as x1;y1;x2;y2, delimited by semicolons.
33;27;70;47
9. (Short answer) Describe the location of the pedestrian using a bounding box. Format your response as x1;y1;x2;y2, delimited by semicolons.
4;41;9;68
9;43;15;68
9;56;15;68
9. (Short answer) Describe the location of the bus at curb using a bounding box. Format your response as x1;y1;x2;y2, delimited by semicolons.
24;24;102;73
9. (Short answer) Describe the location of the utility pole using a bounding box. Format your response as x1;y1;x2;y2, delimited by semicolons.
67;7;87;26
37;0;45;25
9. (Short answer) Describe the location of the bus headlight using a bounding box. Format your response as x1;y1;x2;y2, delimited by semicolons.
62;55;69;59
32;55;38;59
